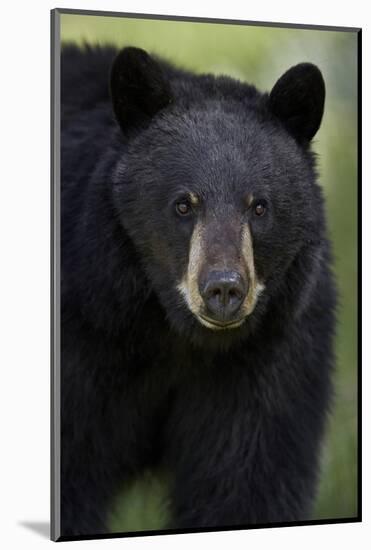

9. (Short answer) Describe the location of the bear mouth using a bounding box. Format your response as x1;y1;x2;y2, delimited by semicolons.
197;314;246;331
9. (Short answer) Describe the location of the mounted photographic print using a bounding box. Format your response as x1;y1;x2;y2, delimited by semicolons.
51;8;361;542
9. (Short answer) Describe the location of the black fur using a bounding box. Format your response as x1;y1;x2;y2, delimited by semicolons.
269;62;325;142
110;47;173;134
60;44;336;536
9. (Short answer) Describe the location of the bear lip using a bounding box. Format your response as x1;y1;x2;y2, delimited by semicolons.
198;314;246;331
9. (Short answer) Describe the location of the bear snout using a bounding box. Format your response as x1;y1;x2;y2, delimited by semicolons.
199;269;248;325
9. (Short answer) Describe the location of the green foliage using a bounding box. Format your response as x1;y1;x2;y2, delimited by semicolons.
108;470;172;532
61;13;358;529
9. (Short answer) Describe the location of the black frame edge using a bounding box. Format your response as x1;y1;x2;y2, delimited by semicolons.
55;7;360;33
356;28;362;523
56;516;361;543
51;7;61;543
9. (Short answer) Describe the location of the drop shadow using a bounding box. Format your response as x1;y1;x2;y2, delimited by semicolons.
19;521;50;539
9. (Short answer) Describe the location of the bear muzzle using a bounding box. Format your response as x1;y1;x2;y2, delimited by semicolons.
198;269;248;327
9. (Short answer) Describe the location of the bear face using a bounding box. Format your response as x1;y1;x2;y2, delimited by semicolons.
110;48;326;349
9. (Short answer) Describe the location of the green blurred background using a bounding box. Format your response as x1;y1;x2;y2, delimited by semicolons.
60;12;358;532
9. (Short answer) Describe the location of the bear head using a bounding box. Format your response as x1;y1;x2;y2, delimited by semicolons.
110;47;326;349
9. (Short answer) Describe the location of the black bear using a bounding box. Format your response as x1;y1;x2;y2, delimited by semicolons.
60;44;336;537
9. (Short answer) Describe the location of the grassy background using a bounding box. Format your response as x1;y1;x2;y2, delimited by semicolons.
60;12;358;532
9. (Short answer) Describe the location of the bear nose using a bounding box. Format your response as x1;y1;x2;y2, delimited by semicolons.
200;270;247;322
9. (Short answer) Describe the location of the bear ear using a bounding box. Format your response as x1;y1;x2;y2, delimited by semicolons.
110;47;173;134
268;63;325;143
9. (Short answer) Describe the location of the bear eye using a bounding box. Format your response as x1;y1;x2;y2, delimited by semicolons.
254;203;266;217
175;201;192;216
